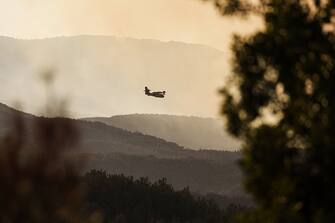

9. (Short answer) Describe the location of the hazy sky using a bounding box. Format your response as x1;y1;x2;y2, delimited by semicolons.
0;0;260;50
0;0;261;118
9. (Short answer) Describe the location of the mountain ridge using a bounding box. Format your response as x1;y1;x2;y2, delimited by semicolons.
83;114;241;151
0;35;224;53
0;102;239;159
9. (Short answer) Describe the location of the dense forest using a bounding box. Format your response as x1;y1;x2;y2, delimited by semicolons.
83;169;246;223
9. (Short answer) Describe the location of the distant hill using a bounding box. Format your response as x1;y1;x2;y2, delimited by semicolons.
0;35;227;117
0;102;246;198
83;114;241;150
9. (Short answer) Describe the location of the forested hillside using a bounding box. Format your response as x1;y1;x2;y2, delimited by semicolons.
0;102;246;199
83;170;246;223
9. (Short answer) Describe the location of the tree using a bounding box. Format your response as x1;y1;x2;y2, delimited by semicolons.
0;110;89;223
204;0;335;222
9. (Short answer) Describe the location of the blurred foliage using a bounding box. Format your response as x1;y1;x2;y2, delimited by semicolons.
205;0;335;222
0;106;93;222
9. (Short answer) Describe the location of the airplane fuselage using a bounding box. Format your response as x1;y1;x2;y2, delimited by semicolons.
145;87;166;98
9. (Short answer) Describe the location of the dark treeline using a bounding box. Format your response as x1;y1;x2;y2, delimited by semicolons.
83;169;246;223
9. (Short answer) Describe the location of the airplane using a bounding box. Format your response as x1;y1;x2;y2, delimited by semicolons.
145;86;166;98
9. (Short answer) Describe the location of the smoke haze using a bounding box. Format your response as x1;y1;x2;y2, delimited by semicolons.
1;36;229;117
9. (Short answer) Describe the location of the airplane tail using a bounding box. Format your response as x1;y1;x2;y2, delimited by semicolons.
145;87;151;95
